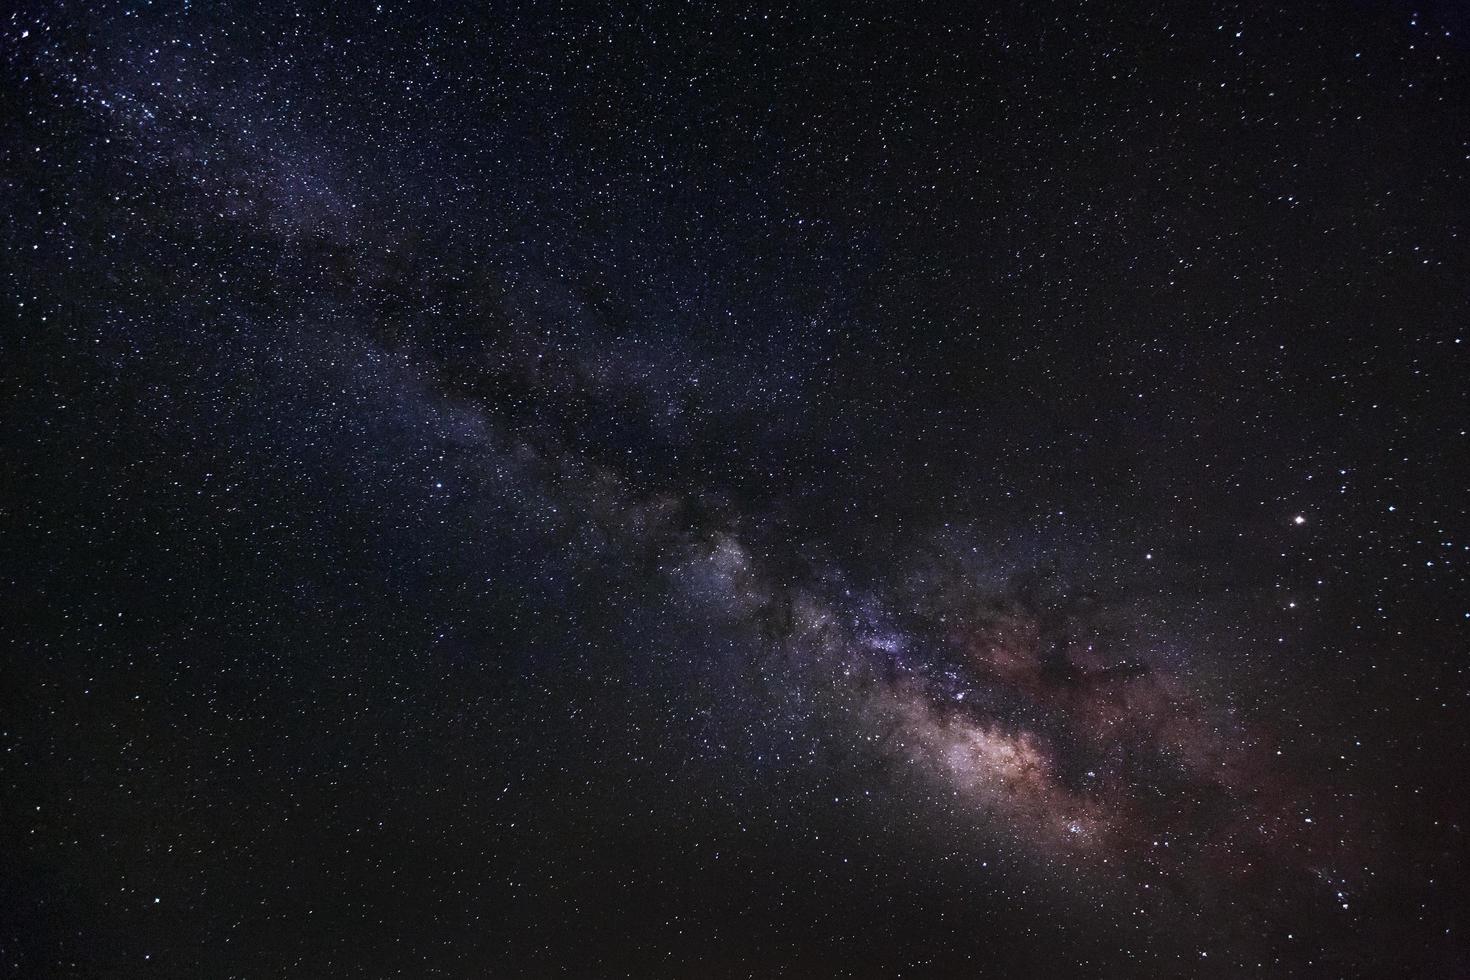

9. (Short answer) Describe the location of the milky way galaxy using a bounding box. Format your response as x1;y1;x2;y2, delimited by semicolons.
4;1;1469;976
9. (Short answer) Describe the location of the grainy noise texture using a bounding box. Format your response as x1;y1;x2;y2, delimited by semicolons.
3;1;1468;977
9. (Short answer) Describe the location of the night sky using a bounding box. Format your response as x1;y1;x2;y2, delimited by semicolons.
4;1;1470;976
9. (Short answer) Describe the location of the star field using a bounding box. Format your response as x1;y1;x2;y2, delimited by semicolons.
3;1;1469;976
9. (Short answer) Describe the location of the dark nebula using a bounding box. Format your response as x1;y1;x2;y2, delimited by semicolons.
3;1;1469;976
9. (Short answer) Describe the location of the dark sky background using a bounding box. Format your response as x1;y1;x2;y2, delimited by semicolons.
3;1;1469;976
